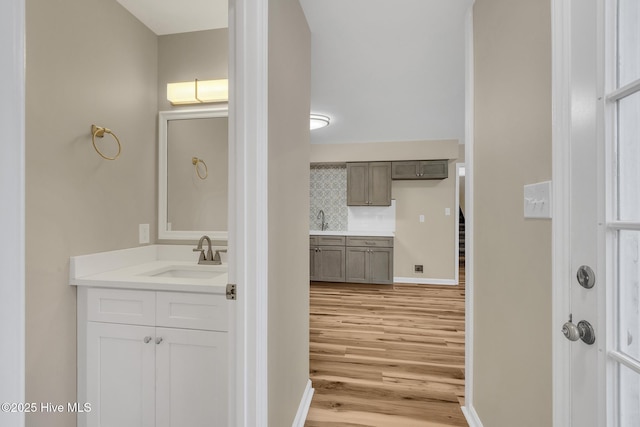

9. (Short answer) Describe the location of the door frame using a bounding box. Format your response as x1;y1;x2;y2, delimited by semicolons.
460;5;481;425
551;0;573;423
0;0;26;426
228;0;269;425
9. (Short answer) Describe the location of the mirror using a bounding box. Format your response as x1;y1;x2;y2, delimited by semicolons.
158;106;228;240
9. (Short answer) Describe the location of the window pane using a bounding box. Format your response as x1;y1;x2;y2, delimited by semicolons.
619;231;640;363
620;363;640;427
618;92;640;221
619;0;640;87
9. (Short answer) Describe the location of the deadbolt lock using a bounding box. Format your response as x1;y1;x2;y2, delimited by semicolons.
576;265;596;289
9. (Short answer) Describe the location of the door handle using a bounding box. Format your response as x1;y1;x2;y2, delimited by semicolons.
562;315;595;345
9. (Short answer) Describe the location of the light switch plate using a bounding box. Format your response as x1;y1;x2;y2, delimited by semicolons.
524;181;552;219
139;224;150;244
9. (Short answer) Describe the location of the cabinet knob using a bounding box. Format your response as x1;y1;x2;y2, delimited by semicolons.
143;336;152;344
156;337;163;345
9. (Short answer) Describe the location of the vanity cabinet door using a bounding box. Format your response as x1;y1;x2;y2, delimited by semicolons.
86;322;156;427
155;328;228;427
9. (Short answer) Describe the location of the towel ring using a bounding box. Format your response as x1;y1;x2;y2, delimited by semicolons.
91;125;121;160
192;157;208;180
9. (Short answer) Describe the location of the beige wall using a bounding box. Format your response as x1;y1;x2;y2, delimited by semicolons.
311;140;460;281
473;0;552;425
393;162;457;280
267;0;311;425
310;139;459;163
158;29;228;111
25;0;158;425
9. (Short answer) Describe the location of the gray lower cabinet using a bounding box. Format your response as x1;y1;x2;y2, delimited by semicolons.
346;162;392;206
311;235;393;284
310;236;346;282
391;160;448;180
345;237;394;284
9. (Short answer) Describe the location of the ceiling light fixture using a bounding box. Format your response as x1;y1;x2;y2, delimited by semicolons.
167;78;228;105
310;114;330;130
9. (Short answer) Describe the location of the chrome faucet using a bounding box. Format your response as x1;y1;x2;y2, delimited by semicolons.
317;209;328;231
193;235;214;264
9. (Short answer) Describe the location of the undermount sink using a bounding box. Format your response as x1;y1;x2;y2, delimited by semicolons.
141;265;226;280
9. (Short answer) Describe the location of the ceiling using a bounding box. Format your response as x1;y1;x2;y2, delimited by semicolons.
116;0;227;35
117;0;471;145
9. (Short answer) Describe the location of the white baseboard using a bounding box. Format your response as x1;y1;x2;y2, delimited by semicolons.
291;379;314;427
462;405;484;427
394;277;458;286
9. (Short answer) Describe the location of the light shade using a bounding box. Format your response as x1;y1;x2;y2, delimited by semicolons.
167;79;228;105
310;114;330;130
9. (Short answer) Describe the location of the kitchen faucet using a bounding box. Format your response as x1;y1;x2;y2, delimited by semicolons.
317;209;328;231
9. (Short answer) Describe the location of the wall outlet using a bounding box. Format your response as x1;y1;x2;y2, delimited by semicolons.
445;208;451;216
419;214;425;223
415;264;423;273
139;224;150;244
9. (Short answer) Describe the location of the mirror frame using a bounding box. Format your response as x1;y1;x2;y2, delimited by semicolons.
158;106;229;241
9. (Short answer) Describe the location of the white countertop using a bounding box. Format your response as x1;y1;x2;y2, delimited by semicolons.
309;230;395;237
70;245;228;294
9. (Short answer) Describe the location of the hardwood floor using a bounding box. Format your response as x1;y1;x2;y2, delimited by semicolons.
306;268;467;427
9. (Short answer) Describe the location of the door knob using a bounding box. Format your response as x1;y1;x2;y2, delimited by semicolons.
562;315;596;345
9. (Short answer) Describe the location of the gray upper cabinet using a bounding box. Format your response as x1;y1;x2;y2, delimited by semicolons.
391;160;448;180
346;162;392;206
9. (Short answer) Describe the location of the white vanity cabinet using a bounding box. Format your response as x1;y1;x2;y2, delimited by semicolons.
78;287;228;427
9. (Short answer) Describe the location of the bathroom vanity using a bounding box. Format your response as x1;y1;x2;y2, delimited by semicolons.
70;245;229;427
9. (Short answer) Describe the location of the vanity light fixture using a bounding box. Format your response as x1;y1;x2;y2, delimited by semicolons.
167;78;228;105
310;114;330;130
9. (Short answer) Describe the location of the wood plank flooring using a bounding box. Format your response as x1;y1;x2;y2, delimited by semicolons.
306;269;467;427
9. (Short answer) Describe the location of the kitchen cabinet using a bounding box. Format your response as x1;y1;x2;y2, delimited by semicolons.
346;162;392;206
391;160;448;180
345;237;394;284
310;235;346;282
78;287;228;427
310;235;394;284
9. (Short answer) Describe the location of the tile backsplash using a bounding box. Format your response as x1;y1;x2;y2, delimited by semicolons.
310;165;348;231
310;164;396;233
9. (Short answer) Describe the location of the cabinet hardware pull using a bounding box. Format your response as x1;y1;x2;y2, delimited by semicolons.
144;336;152;344
156;337;163;345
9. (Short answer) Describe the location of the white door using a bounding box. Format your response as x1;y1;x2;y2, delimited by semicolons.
155;327;228;427
556;0;640;425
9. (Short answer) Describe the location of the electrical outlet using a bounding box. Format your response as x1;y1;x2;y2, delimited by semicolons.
139;224;150;244
415;264;423;273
